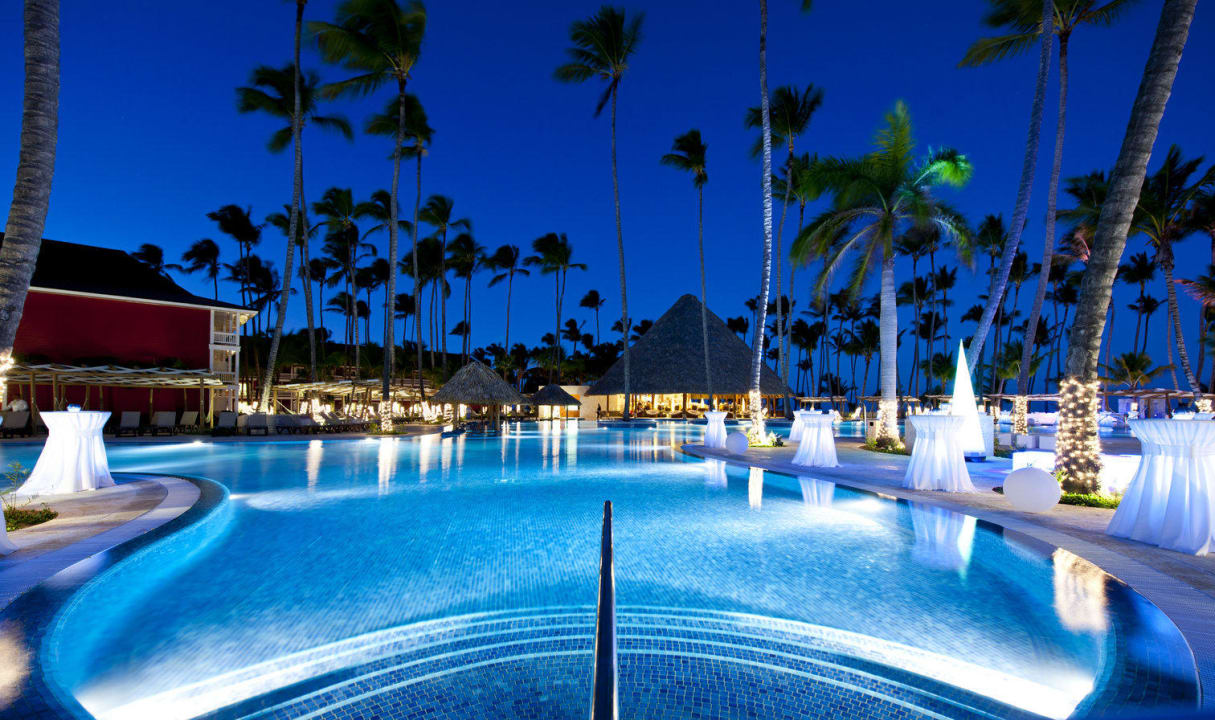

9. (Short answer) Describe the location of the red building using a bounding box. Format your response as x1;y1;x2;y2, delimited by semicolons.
3;238;252;415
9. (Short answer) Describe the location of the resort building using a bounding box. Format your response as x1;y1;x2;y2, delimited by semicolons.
584;294;789;417
0;237;253;416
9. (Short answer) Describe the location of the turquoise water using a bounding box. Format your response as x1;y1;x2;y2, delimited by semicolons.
3;423;1194;719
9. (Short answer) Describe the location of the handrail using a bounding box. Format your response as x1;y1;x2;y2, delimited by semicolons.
590;500;617;720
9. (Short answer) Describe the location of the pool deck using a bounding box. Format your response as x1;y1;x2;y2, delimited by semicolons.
683;437;1215;710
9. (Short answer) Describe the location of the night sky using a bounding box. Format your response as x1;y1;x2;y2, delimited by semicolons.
1;0;1212;386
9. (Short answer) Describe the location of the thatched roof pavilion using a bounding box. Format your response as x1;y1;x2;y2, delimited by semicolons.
585;294;790;397
533;384;581;407
432;360;528;407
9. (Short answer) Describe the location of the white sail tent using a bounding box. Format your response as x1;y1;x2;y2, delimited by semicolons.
949;340;987;458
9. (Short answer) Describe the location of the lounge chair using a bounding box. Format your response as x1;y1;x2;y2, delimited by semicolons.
213;411;238;436
177;410;199;433
295;414;320;434
246;413;270;436
116;411;142;437
150;411;177;436
0;410;31;438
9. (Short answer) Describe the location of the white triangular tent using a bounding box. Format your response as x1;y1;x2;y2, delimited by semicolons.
950;340;987;457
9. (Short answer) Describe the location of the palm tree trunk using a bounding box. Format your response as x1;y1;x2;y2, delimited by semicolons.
1164;258;1199;391
550;271;559;383
1057;0;1197;490
382;83;405;420
750;0;773;433
968;1;1053;373
0;0;58;376
878;253;898;439
439;228;448;368
774;149;792;416
257;1;306;411
1165;305;1179;390
504;270;513;355
697;184;713;407
413;153;425;400
1019;38;1069;397
296;2;316;384
610;87;631;419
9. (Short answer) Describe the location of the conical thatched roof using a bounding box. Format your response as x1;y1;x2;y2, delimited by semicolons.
432;360;529;406
533;384;581;407
585;294;790;397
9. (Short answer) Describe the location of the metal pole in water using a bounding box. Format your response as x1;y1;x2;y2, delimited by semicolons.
590;500;617;720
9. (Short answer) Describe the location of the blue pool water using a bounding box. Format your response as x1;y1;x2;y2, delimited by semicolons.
2;423;1195;719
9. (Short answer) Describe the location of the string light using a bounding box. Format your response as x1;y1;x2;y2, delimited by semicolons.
1055;377;1102;493
1013;395;1028;436
875;397;902;447
1197;397;1212;414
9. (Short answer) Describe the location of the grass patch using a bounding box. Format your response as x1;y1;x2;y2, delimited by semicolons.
1060;492;1121;509
4;504;57;532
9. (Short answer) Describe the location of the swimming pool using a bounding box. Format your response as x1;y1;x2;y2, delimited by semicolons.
3;422;1197;719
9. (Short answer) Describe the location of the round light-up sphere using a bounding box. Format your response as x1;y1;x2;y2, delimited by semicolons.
725;431;750;455
1004;467;1061;512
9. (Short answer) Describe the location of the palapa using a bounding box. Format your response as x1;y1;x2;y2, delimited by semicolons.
431;360;528;407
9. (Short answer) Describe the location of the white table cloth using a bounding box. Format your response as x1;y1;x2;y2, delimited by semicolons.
704;411;728;450
904;415;975;492
789;410;814;443
1108;419;1215;555
792;414;839;468
16;411;114;497
0;521;16;554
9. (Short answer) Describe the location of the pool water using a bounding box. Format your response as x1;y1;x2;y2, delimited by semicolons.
4;422;1196;719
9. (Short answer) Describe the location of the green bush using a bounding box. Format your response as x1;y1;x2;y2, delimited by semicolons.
1059;492;1121;509
5;505;57;532
863;437;908;455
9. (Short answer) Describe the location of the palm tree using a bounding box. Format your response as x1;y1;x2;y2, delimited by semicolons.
208;205;262;316
746;84;823;416
132;243;175;278
181;238;222;299
961;0;1054;375
315;187;374;368
357;188;412;367
447;231;483;364
1127;293;1161;353
1056;0;1198;491
555;5;642;417
486;245;528;362
1118;251;1155;346
963;0;1140;393
1100;351;1172;390
579;289;606;345
418;194;469;368
312;0;426;418
526;232;587;383
793;102;973;440
1132;146;1214;394
660;128;714;406
0;0;59;371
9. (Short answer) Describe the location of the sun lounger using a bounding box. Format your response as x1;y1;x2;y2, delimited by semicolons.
246;413;270;436
0;410;31;438
213;411;238;435
116;411;142;437
295;414;320;433
177;410;199;432
150;411;177;436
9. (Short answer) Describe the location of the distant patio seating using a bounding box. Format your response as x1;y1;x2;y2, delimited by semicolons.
246;413;270;436
116;411;143;437
150;411;177;436
214;411;238;435
177;410;199;432
0;410;31;438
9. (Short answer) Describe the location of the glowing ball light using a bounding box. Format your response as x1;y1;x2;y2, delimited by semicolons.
726;431;750;455
1004;467;1060;512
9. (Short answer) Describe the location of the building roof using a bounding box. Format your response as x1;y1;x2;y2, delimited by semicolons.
431;360;529;406
0;236;249;312
532;384;581;407
585;294;790;397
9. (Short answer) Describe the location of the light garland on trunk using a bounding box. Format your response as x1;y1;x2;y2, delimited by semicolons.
1013;395;1028;435
1055;376;1101;493
1197;397;1212;413
875;398;900;444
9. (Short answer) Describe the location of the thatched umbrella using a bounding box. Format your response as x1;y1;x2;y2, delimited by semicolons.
432;360;528;425
533;384;580;419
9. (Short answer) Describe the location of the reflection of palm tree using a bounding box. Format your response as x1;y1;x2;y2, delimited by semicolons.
555;5;642;417
1100;352;1172;391
661;129;714;405
794;102;972;439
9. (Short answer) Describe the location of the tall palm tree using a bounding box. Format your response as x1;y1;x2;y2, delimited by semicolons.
793;102;972;440
746;84;823;415
132;243;175;278
238;61;353;389
486;245;528;361
555;5;642;417
1099;351;1172;390
1132;145;1214;394
447;231;483;364
962;0;1141;393
0;0;59;373
315;187;374;369
1118;250;1154;346
207;205;262;319
312;0;426;418
579;289;605;345
526;232;587;383
961;0;1053;375
358;188;412;367
418;194;468;368
181;238;222;299
660;129;714;405
369;92;431;399
1056;0;1198;490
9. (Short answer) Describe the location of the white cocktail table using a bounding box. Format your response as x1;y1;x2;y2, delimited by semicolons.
704;411;728;450
792;414;839;468
789;410;813;443
16;411;114;497
904;415;975;492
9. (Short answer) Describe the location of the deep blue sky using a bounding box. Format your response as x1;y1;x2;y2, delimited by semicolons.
1;1;1212;387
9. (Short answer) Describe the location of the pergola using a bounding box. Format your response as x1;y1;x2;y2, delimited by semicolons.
273;377;426;415
10;362;228;425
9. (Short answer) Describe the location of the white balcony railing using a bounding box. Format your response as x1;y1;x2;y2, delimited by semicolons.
212;331;239;346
